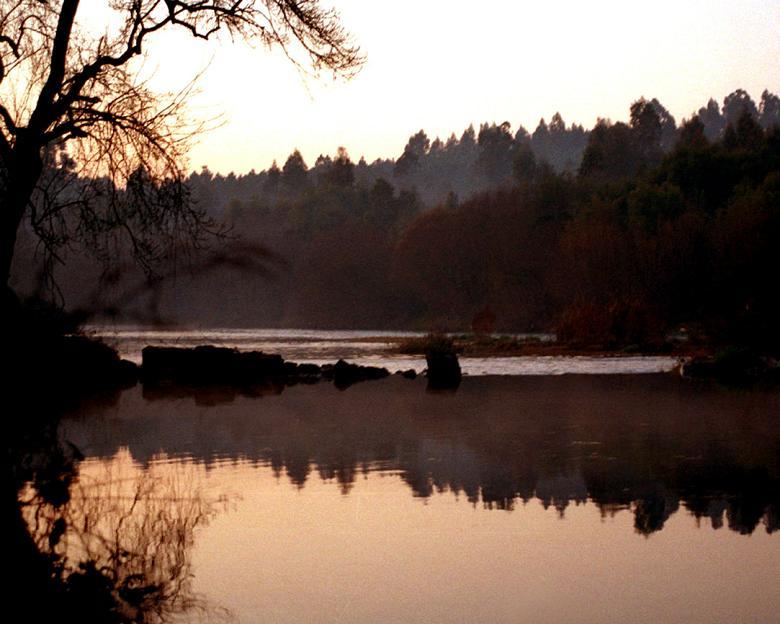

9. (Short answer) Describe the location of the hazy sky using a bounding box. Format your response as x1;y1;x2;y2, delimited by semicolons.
134;0;780;174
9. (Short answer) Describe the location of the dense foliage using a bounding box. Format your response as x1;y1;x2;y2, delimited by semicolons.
13;89;780;350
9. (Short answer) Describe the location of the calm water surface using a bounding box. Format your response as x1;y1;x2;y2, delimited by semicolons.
32;374;780;623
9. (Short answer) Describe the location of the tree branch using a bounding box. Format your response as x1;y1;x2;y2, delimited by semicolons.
0;101;17;133
28;0;80;133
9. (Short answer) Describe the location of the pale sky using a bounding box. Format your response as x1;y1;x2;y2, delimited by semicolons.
129;0;780;173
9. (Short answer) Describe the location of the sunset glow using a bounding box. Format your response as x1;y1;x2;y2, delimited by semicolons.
123;0;780;172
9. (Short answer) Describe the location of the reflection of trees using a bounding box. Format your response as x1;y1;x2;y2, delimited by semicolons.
632;485;680;535
18;448;225;623
68;376;780;537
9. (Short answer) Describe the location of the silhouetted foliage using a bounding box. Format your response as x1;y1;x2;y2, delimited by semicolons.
723;89;759;128
0;0;363;313
476;121;514;186
759;89;780;129
282;149;311;196
12;89;780;350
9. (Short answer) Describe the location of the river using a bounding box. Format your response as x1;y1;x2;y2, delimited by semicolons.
20;357;780;623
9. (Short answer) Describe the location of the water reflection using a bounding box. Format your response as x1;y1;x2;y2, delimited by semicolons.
23;454;225;623
6;404;226;623
63;375;780;537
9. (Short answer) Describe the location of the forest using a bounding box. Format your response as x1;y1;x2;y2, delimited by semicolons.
12;88;780;351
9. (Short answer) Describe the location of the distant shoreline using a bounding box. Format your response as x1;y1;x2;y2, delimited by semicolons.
83;324;699;356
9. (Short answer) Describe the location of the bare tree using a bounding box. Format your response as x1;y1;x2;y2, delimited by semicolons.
0;0;362;306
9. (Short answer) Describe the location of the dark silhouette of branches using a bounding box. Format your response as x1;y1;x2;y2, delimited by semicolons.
0;0;363;305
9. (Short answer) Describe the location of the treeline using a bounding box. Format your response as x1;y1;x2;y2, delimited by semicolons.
12;89;780;349
188;88;779;211
397;114;779;349
187;115;587;212
188;88;777;350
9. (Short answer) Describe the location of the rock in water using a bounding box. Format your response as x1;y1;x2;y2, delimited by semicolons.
141;347;393;390
141;346;288;386
332;359;390;389
425;350;461;389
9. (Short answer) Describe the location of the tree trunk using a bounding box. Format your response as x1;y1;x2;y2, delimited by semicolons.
1;137;44;310
0;195;25;288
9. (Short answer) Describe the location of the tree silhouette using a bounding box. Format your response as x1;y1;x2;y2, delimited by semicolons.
697;98;725;141
723;109;764;152
722;88;758;127
282;148;310;196
758;89;780;129
677;116;708;150
630;97;663;165
394;129;430;178
0;0;362;308
476;121;514;186
323;146;355;188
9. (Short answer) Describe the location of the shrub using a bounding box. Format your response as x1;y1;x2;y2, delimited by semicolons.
398;333;456;355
